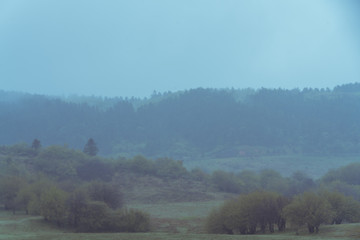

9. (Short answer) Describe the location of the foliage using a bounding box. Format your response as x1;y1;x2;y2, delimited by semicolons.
207;190;360;235
31;139;41;151
320;163;360;201
87;181;123;210
205;208;233;234
74;203;150;233
83;138;99;156
34;145;89;180
284;192;334;233
206;191;288;234
287;171;316;196
39;186;68;225
66;189;89;227
27;177;56;215
190;168;210;182
3;140;360;236
125;155;156;175
236;170;260;193
124;155;188;179
0;143;36;157
76;201;110;232
0;176;25;213
259;169;289;195
154;158;188;179
210;169;315;196
77;158;114;181
15;184;35;214
109;208;151;232
322;163;360;185
2;85;360;157
211;171;244;193
320;190;360;224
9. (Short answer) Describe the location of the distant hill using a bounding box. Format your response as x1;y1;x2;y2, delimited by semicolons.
1;83;360;158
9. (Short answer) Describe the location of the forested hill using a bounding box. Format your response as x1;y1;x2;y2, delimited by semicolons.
1;83;360;158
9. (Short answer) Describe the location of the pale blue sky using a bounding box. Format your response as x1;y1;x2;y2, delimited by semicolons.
0;0;359;97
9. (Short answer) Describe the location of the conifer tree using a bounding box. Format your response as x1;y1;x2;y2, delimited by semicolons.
83;138;98;156
31;139;41;151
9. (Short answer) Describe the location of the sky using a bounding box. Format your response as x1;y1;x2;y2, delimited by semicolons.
0;0;359;98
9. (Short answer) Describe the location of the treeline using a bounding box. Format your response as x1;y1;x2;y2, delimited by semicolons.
211;163;360;202
206;190;360;235
1;83;360;157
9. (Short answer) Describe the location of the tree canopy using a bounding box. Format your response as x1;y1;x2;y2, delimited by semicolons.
83;138;98;156
1;84;360;157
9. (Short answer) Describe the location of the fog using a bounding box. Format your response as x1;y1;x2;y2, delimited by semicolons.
0;0;359;97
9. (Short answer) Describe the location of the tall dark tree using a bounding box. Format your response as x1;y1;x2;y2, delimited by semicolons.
83;138;98;156
31;139;41;151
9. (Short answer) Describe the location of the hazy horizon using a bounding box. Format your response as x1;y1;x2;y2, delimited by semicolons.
1;0;360;98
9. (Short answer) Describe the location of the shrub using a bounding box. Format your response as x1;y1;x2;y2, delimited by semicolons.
206;191;288;234
110;208;151;232
77;159;113;181
320;190;360;224
126;155;155;175
0;176;25;213
284;192;334;233
87;181;123;209
211;170;244;193
77;201;110;232
154;158;187;179
15;184;35;214
76;204;150;233
34;146;88;179
259;169;289;195
190;168;210;182
205;207;234;234
39;186;68;226
66;189;89;227
322;163;360;185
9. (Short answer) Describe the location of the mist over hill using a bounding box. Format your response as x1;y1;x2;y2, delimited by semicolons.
1;83;360;159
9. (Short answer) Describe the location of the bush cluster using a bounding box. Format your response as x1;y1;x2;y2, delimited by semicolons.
206;192;287;234
206;191;360;235
0;176;150;233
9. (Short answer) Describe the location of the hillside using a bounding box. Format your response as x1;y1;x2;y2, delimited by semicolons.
2;143;360;237
1;83;360;159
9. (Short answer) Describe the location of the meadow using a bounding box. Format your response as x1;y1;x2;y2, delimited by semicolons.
2;144;360;239
1;202;360;240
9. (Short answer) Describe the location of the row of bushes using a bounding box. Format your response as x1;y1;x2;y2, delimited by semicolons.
206;191;360;235
0;144;190;182
210;169;316;196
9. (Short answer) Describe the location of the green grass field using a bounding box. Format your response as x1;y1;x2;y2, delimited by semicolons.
2;154;360;239
1;201;360;240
